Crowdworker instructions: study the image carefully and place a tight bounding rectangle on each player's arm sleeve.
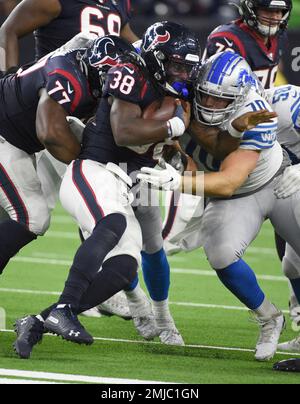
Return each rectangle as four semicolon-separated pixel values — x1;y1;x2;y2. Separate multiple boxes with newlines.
45;70;84;115
240;120;278;151
0;0;61;70
204;33;246;60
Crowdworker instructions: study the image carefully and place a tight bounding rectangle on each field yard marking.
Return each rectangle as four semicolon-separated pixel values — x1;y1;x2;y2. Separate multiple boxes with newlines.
45;231;277;256
1;329;300;358
0;368;170;384
9;255;287;282
0;377;63;384
0;287;290;314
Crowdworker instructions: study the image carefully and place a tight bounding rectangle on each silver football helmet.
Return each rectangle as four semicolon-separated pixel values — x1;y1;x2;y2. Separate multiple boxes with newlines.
194;51;263;126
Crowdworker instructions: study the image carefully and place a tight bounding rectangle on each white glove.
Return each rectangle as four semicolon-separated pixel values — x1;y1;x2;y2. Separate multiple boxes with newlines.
58;33;95;53
137;162;182;191
66;116;86;143
274;164;300;199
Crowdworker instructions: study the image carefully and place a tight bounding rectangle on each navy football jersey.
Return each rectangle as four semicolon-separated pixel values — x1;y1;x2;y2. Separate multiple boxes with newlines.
0;50;96;154
80;61;168;174
205;19;287;89
35;0;132;59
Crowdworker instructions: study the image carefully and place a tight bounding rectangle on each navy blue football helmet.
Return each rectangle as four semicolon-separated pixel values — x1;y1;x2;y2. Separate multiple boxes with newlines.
82;35;135;98
141;22;201;99
239;0;292;36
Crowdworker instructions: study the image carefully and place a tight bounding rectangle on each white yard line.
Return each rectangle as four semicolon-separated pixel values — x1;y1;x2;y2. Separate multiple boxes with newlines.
9;255;287;282
0;286;290;314
46;231;277;256
1;329;300;358
0;368;170;384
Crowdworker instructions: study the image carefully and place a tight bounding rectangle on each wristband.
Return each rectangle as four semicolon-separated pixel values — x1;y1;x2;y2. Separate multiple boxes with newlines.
167;117;186;139
228;121;244;139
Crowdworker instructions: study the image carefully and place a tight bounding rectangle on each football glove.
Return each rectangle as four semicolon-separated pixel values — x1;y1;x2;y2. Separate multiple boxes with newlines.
274;164;300;199
66;116;86;144
137;161;182;191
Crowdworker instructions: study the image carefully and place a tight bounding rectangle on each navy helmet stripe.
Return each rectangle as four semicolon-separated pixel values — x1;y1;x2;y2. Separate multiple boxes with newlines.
72;160;105;225
0;163;29;227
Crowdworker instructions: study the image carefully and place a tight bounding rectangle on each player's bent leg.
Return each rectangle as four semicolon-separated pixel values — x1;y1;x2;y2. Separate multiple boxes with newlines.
0;141;51;274
202;196;285;361
44;160;139;344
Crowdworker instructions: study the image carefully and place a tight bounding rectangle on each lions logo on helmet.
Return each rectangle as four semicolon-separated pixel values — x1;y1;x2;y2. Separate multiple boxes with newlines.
194;51;259;126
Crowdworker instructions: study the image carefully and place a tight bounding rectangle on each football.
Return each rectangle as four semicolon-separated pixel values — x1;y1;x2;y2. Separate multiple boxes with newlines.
142;96;178;120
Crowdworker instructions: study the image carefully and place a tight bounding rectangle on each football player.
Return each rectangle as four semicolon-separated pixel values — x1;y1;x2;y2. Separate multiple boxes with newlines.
13;22;200;358
0;0;138;74
138;51;300;361
0;36;136;277
163;0;293;256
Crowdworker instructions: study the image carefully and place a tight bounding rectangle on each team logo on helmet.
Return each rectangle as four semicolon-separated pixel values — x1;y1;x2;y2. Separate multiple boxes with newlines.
143;24;171;52
89;37;119;69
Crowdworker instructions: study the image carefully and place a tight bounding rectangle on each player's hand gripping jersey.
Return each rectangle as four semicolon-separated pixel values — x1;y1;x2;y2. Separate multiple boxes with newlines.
205;19;287;89
0;49;96;155
35;0;132;59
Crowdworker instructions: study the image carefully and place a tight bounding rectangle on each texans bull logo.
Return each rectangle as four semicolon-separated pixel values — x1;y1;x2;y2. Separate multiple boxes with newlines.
143;26;171;52
89;37;119;69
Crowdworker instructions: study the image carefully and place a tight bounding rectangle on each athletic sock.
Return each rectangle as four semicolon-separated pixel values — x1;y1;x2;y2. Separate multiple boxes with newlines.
141;248;170;301
125;282;151;317
217;259;265;310
152;299;175;330
58;213;126;309
0;220;37;274
254;297;280;319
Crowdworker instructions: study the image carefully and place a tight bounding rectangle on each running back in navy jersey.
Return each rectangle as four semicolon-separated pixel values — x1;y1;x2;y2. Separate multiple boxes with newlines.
205;19;287;89
0;50;96;154
35;0;132;59
80;61;167;174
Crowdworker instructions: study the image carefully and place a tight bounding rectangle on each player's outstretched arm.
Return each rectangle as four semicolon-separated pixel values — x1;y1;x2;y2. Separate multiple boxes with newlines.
110;98;190;147
120;23;139;44
0;0;61;72
188;110;278;160
36;89;81;164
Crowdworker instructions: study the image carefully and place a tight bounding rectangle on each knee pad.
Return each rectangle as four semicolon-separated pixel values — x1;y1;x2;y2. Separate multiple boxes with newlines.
205;242;241;271
143;233;164;255
28;208;51;236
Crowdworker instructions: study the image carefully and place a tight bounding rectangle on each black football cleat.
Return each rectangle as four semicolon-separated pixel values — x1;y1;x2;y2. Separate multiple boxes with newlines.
273;359;300;372
44;305;94;345
13;315;45;359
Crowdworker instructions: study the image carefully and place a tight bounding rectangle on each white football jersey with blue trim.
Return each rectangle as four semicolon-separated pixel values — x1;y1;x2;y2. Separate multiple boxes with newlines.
187;89;283;195
266;85;300;164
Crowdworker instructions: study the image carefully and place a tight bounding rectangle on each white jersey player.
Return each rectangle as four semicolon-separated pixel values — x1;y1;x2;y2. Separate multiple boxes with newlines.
138;52;300;361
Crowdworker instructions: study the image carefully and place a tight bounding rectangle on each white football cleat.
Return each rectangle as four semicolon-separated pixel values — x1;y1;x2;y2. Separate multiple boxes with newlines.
159;327;185;346
81;307;102;318
253;312;285;361
132;315;159;341
126;288;159;340
278;337;300;352
289;304;300;332
97;291;132;320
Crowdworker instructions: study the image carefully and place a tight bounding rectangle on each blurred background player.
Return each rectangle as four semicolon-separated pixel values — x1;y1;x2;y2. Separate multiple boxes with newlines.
0;0;138;74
